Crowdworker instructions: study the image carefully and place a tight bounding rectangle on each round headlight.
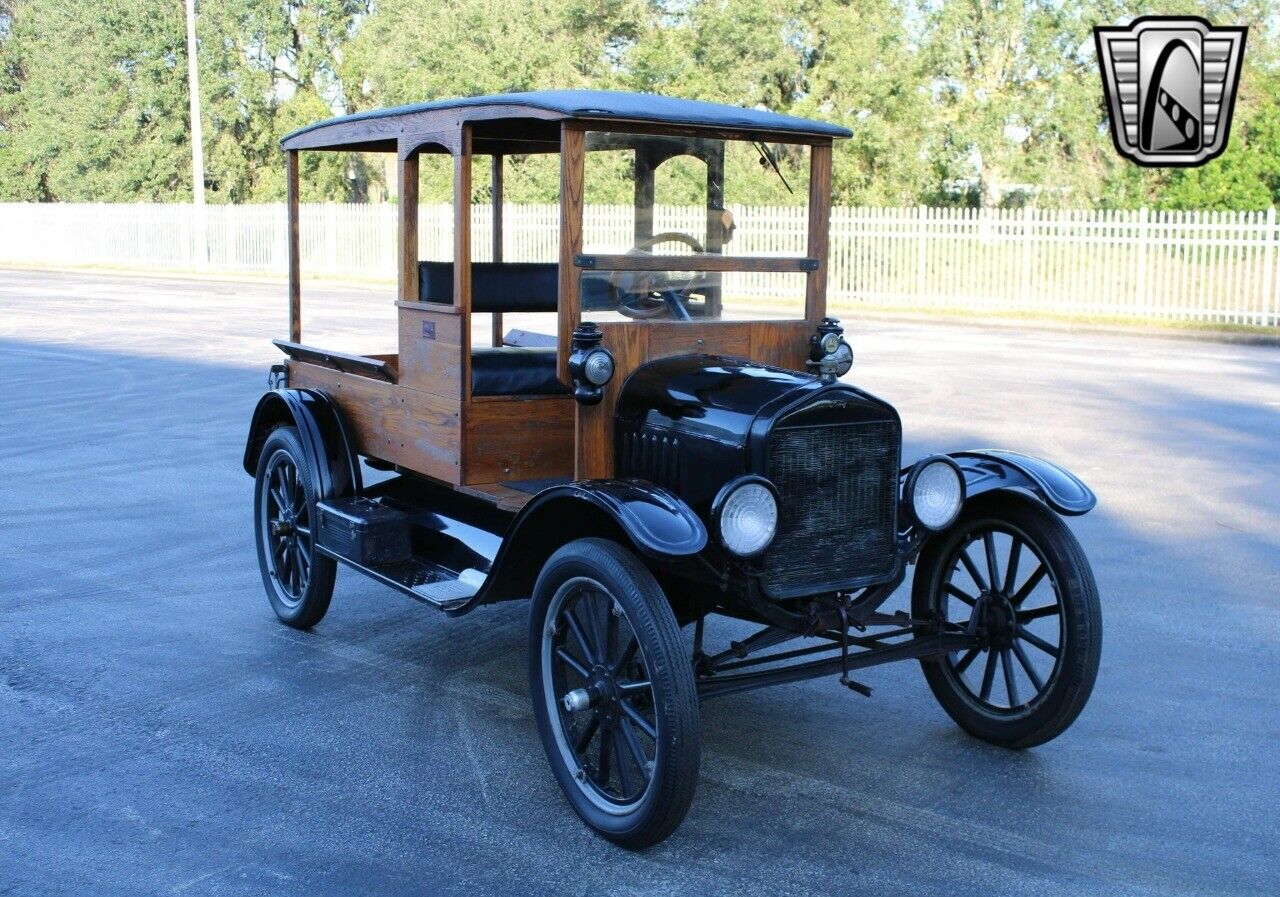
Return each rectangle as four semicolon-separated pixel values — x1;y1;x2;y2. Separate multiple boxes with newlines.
908;457;965;531
831;340;854;376
819;331;841;356
715;478;778;557
582;348;614;386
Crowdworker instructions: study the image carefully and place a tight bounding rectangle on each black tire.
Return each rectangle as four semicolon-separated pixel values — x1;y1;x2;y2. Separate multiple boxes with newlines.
528;538;700;849
253;426;336;629
912;492;1101;749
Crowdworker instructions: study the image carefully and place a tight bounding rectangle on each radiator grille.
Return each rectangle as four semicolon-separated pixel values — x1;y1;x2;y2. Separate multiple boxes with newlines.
762;420;899;596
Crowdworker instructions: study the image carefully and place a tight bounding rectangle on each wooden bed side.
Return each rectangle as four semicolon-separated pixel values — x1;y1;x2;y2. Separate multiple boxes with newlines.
462;395;575;484
397;302;463;398
288;362;462;484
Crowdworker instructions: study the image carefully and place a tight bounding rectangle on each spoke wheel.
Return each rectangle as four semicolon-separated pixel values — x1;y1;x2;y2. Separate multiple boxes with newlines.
253;427;336;628
913;493;1101;749
939;523;1063;713
263;452;312;604
546;578;658;810
529;538;700;849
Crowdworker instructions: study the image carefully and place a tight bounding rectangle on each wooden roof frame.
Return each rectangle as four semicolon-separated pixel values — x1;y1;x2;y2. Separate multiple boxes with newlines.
284;97;840;375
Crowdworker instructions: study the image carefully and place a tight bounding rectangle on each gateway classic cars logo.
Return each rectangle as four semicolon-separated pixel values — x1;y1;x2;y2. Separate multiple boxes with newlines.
1095;16;1247;167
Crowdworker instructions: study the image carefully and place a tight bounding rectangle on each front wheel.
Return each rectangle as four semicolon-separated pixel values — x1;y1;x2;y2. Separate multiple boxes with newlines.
529;538;700;849
912;493;1101;749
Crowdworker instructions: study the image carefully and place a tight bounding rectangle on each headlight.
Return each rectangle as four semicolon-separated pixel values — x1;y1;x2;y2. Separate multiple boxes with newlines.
906;456;965;531
819;331;841;356
582;348;614;386
714;477;778;557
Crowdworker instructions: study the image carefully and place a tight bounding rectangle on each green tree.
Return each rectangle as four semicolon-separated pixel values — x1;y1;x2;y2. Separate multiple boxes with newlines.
2;0;1279;209
918;0;1120;207
0;0;191;201
195;0;375;203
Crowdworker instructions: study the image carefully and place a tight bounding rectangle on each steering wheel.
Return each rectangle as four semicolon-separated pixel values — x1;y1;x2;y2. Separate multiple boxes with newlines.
609;232;714;320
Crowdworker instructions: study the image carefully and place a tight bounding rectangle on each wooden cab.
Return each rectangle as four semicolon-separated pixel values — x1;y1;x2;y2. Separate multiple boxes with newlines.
274;91;847;506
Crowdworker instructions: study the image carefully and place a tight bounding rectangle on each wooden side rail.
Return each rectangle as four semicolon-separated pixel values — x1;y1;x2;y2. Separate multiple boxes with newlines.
273;340;397;383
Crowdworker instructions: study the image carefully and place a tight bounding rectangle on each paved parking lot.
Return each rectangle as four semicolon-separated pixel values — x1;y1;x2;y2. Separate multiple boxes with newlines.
1;268;1278;896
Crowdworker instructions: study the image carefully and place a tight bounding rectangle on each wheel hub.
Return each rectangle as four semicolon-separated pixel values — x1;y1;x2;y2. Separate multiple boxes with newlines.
981;592;1018;648
589;665;621;719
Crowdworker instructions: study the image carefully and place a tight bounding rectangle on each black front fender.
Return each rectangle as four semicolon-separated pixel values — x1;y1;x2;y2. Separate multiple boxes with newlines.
949;449;1096;516
243;389;361;501
465;479;707;608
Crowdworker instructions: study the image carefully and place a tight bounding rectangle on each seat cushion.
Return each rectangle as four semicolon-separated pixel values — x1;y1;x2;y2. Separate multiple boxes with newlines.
471;347;569;397
421;261;559;312
418;260;618;313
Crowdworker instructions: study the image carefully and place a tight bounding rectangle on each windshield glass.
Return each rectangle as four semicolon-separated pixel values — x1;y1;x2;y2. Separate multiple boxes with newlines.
582;132;810;256
579;131;811;322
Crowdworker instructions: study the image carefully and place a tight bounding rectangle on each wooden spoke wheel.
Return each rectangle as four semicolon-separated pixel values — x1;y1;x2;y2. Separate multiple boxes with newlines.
912;493;1101;749
529;539;699;849
253;427;335;628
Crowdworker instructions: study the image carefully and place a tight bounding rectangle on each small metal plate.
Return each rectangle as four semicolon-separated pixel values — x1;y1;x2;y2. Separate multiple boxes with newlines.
422;320;436;340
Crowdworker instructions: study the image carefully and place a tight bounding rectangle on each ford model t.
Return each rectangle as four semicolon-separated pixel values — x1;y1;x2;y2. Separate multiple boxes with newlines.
243;91;1101;847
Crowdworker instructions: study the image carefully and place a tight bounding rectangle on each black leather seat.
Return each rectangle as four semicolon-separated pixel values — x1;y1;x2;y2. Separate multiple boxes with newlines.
471;347;569;397
419;260;616;311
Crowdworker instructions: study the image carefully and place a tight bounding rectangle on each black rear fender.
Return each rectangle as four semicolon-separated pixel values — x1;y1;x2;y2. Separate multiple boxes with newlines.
243;389;361;501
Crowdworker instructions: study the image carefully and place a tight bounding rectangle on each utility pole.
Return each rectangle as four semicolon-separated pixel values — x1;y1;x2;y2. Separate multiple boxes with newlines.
184;0;205;206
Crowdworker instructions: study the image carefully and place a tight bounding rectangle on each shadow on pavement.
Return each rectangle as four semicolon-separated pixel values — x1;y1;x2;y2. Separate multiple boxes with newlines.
1;334;1277;897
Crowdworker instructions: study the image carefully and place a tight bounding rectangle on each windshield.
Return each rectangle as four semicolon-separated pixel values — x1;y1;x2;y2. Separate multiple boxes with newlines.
577;131;812;322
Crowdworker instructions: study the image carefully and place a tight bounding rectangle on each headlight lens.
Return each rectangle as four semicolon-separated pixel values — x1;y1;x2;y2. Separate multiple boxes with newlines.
582;348;614;386
909;458;964;531
717;480;778;556
819;331;841;356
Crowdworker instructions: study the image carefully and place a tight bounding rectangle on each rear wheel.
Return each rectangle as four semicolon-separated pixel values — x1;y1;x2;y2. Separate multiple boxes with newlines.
529;538;700;849
912;493;1101;748
253;426;336;628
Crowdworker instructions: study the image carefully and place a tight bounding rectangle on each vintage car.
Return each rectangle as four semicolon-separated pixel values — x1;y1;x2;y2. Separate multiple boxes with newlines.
243;91;1101;848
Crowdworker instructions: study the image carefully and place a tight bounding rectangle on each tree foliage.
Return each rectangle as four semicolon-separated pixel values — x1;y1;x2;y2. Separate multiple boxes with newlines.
0;0;1277;208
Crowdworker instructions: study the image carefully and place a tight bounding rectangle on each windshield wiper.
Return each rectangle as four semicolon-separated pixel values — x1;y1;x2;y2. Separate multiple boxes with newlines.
754;142;794;194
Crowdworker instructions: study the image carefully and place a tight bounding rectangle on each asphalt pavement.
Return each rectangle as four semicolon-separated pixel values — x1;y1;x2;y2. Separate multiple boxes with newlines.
1;268;1277;896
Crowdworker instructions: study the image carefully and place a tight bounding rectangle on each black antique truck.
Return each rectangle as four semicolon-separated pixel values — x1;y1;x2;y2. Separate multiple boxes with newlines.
243;91;1101;848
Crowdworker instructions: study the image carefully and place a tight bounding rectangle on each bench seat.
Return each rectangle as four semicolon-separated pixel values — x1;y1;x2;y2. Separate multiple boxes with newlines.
471;347;569;397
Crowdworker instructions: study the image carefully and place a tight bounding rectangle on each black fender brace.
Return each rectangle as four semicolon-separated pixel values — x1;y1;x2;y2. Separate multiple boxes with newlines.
456;479;708;613
948;449;1096;516
242;389;362;502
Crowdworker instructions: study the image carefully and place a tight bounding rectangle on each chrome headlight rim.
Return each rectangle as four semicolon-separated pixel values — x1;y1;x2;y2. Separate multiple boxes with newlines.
904;455;966;532
711;475;779;558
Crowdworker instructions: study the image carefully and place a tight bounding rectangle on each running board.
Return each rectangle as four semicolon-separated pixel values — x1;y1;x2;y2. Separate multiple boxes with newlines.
316;547;484;611
315;497;486;611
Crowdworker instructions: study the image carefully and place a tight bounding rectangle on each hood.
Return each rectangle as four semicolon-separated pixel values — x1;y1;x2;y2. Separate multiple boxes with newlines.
616;354;822;447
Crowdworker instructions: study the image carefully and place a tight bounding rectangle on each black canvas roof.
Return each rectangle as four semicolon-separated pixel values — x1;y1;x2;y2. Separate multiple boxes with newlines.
281;89;852;150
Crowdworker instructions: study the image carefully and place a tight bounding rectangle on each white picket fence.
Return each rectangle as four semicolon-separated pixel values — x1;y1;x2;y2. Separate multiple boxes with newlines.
0;202;1275;326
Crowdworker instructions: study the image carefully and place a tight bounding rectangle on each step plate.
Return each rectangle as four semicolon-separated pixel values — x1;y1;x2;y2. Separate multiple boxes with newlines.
375;558;478;609
318;549;480;611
